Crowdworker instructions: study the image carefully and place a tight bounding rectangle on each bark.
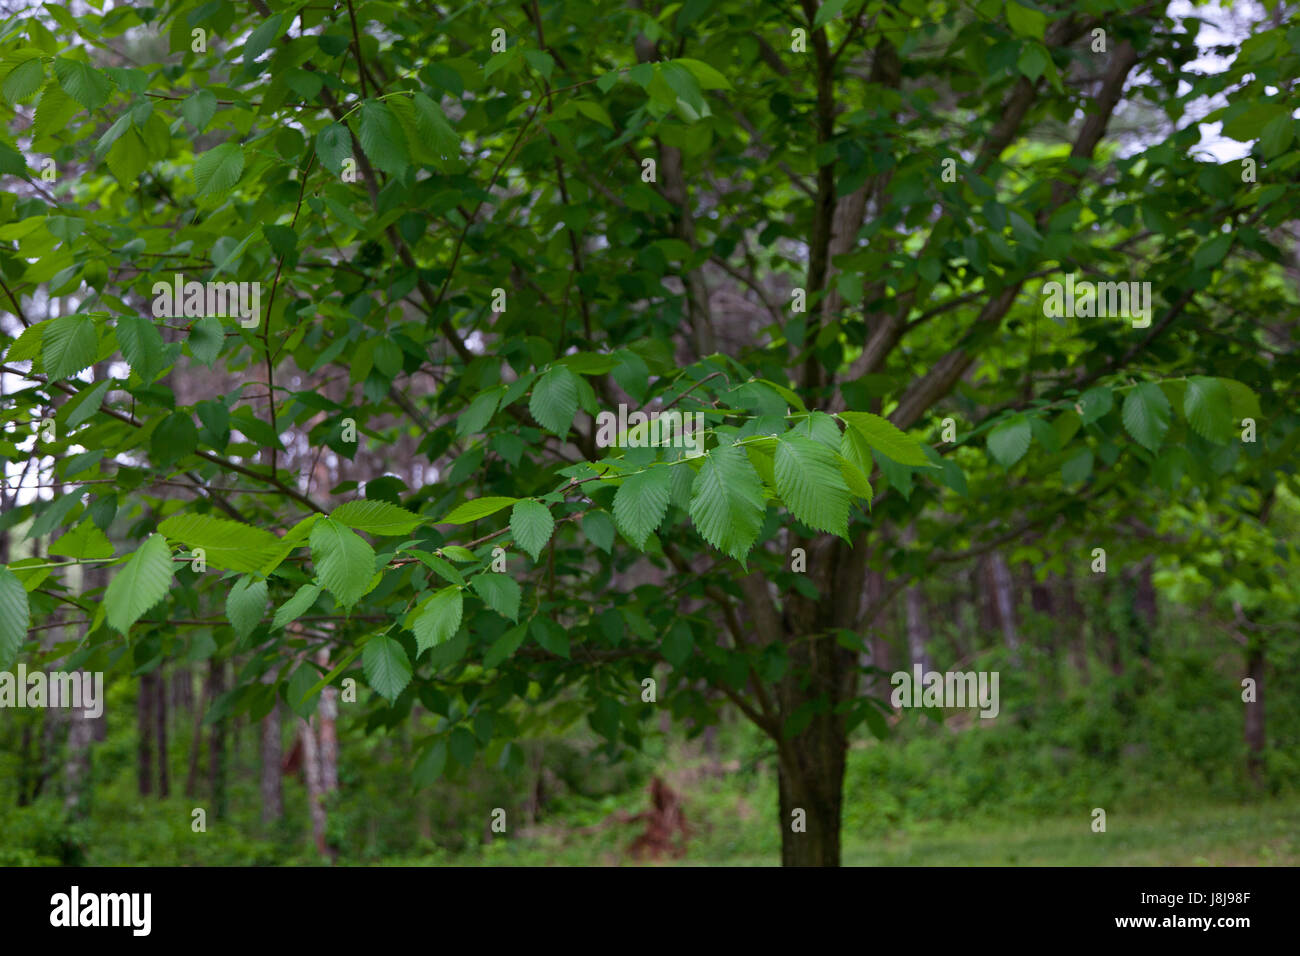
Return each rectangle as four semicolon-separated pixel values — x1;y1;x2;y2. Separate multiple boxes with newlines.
137;673;155;797
988;552;1019;656
1244;644;1266;784
63;687;94;817
207;660;228;818
260;691;284;825
184;676;207;798
155;667;170;797
904;585;934;673
316;648;339;794
300;717;330;857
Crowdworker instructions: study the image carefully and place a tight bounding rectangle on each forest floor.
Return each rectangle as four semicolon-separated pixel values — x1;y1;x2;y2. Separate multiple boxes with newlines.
432;797;1300;866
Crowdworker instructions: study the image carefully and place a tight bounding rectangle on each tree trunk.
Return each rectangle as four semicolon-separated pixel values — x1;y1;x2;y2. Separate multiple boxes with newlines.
184;675;207;798
137;673;155;797
64;685;94;817
988;552;1019;656
207;660;228;818
300;717;330;856
260;690;283;825
155;667;170;797
904;585;934;672
316;648;338;794
1244;644;1266;784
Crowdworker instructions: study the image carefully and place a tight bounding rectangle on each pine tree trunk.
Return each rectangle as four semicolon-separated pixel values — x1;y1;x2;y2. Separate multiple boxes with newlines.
300;717;330;856
207;660;228;818
904;585;934;672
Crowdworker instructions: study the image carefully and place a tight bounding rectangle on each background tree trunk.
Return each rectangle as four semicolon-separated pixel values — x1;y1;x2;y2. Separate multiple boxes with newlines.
137;674;155;797
260;679;283;825
1244;644;1266;784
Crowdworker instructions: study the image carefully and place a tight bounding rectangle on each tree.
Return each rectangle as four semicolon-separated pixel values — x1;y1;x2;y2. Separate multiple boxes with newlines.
1;0;1297;865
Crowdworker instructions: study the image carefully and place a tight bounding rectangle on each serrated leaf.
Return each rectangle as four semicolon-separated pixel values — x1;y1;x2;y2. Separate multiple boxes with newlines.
357;99;409;175
1122;382;1171;452
582;510;616;553
158;513;283;573
49;520;113;559
273;583;322;629
52;58;113;110
411;92;459;159
42;314;97;380
1061;446;1093;485
0;566;30;668
510;500;554;562
529;365;579;436
115;314;164;383
181;89;216;131
1183;376;1233;443
363;635;411;701
457;387;502;438
986;414;1032;468
2;56;44;104
689;443;765;564
192;141;244;198
441;496;517;524
470;573;520;622
309;517;376;608
1077;386;1113;425
105;534;174;633
330;499;422;536
775;435;850;536
315;122;351;175
840;411;932;467
612;466;671;549
1006;1;1046;40
226;576;268;639
412;586;463;655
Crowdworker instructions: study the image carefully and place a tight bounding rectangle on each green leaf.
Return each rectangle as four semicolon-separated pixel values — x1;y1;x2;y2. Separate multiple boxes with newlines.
412;586;463;655
0;566;30;668
106;128;147;182
510;500;554;562
1183;376;1233;443
309;518;376;608
158;513;283;573
1006;1;1047;40
226;576;268;639
441;496;517;524
456;387;502;438
1122;382;1172;452
411;92;460;159
357;99;409;175
53;58;113;110
2;57;45;104
1077;386;1113;425
330;499;422;536
775;435;850;536
529;365;579;436
613;466;671;549
363;635;411;701
470;573;521;622
42;314;97;380
105;534;174;633
192;142;244;198
1061;446;1093;485
187;316;224;366
243;13;283;70
49;521;113;559
115;314;165;383
675;58;732;90
582;510;616;553
689;443;765;564
839;411;932;467
273;583;322;629
181;89;217;132
986;414;1032;468
315;122;351;175
1193;233;1232;272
